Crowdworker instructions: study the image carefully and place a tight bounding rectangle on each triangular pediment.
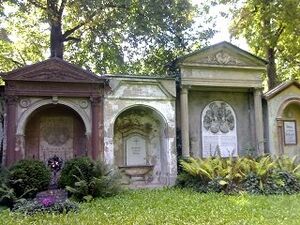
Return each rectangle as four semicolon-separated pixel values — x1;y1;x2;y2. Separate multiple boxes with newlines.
178;42;267;68
3;58;104;83
108;77;175;99
264;81;300;100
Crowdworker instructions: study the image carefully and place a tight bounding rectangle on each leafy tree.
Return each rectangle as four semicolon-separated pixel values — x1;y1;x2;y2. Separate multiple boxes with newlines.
0;0;215;75
214;0;300;90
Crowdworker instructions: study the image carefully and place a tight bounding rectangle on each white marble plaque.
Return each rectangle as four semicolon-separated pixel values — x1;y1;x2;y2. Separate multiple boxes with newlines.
126;135;147;166
39;117;73;162
202;101;237;157
284;121;297;145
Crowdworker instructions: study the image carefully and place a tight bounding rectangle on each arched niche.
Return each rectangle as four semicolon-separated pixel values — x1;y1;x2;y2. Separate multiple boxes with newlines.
276;99;300;158
24;104;87;162
113;105;166;183
201;101;237;157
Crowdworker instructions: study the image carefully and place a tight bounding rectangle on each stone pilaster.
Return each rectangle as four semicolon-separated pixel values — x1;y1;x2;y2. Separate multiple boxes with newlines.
276;118;284;155
254;88;264;155
5;96;18;165
180;87;190;158
91;96;103;160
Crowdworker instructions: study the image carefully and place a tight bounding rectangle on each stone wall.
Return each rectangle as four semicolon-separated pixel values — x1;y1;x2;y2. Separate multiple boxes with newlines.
104;76;177;186
188;89;255;157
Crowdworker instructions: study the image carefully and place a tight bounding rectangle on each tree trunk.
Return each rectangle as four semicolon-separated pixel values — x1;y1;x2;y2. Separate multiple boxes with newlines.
266;47;278;90
50;22;64;59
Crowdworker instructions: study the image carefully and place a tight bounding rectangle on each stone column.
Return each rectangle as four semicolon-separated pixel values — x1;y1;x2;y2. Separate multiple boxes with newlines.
91;96;103;160
5;96;18;166
180;87;190;158
276;118;284;155
254;88;264;155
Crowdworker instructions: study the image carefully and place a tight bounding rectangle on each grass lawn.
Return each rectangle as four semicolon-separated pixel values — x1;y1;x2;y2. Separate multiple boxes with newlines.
1;188;300;225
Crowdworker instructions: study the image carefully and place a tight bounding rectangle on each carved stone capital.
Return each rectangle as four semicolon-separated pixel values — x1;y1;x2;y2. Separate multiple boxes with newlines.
6;96;18;105
90;96;102;106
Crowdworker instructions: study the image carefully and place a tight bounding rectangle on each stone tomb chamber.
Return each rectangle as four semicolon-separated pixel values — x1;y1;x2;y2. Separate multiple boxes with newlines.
104;76;177;186
2;58;107;166
176;41;267;158
264;81;300;160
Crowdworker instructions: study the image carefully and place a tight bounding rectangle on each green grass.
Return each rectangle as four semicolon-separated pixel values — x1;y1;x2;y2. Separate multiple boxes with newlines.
1;188;300;225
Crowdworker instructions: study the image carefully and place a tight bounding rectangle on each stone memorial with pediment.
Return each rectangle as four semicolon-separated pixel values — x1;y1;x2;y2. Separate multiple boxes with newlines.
177;41;266;158
2;58;107;166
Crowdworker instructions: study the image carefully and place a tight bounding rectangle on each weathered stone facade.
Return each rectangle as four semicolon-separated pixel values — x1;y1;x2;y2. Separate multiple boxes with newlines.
1;58;106;165
177;42;266;157
103;76;177;186
5;41;300;187
264;81;300;160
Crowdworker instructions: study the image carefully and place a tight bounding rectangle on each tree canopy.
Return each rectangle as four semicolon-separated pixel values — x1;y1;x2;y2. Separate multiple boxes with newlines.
0;0;215;75
215;0;300;90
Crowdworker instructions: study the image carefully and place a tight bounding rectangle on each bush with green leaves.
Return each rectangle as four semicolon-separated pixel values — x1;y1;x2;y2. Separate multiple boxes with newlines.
8;160;51;199
60;157;121;201
58;157;94;188
12;199;78;215
177;155;300;195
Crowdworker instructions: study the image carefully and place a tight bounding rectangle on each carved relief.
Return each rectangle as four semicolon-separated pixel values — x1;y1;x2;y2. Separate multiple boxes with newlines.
40;117;73;161
42;126;70;147
203;102;235;134
19;98;31;108
198;50;246;66
202;101;238;158
79;99;89;109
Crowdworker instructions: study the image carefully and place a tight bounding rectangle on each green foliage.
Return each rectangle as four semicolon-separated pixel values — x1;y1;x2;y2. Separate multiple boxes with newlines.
0;182;36;209
8;159;51;198
58;157;94;188
1;0;215;75
60;157;121;201
216;0;300;88
178;155;300;195
12;199;78;215
1;189;300;224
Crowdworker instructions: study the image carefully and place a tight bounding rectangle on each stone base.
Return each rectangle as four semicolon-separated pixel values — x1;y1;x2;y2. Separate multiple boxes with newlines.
35;189;68;203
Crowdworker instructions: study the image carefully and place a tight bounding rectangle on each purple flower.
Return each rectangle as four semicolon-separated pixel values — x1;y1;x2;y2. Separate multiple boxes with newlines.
40;196;55;207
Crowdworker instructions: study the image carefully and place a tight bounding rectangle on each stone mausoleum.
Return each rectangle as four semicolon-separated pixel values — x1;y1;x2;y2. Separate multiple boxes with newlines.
1;41;300;187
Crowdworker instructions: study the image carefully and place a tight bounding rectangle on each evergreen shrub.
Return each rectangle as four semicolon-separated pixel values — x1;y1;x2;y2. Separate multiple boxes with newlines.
58;157;94;188
59;157;121;201
8;159;51;198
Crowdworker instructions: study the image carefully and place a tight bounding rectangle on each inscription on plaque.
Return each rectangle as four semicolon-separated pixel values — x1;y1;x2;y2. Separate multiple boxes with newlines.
126;135;147;166
202;101;237;157
284;120;297;145
40;117;73;162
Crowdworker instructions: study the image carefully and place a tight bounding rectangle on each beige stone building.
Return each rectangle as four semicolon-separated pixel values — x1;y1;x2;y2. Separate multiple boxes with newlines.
176;42;267;158
264;81;300;160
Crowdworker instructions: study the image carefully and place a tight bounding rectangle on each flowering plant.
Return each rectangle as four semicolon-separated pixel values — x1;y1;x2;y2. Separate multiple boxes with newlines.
47;155;63;173
40;196;55;207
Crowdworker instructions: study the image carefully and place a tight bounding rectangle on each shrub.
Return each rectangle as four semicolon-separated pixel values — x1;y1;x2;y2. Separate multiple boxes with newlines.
65;159;122;201
176;171;207;192
8;160;51;198
12;199;78;215
177;155;300;195
58;157;94;188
